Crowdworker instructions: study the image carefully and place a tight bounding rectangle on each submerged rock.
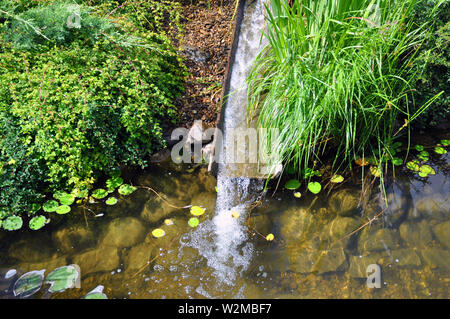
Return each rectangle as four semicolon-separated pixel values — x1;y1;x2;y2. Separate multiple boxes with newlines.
124;242;155;272
197;167;217;192
390;249;422;268
190;192;217;214
328;188;361;216
348;254;383;278
420;248;450;271
72;246;119;276
8;238;53;263
279;207;317;243
433;221;450;249
101;217;146;248
18;256;68;273
358;227;401;253
311;248;348;275
141;196;178;224
382;189;412;228
399;221;433;248
323;216;361;242
52;225;95;254
412;194;449;220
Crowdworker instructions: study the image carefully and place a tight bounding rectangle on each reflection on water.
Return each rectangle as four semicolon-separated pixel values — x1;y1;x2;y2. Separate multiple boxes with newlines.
0;136;449;299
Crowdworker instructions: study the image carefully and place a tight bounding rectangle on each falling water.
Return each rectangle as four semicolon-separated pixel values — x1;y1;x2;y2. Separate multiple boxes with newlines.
180;0;268;296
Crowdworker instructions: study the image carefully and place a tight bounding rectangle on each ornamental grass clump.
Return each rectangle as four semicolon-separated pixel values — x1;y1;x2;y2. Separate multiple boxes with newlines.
247;0;442;182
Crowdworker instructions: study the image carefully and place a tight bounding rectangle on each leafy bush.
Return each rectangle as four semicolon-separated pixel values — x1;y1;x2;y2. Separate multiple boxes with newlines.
0;0;186;226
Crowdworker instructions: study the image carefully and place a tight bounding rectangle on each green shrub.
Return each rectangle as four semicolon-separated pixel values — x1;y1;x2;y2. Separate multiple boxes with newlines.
0;0;186;224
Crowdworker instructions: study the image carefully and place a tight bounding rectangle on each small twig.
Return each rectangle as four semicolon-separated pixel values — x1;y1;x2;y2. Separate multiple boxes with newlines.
137;185;192;209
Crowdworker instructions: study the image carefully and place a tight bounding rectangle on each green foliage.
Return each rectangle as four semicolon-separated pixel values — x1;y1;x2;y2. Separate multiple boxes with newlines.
247;0;433;182
0;0;186;227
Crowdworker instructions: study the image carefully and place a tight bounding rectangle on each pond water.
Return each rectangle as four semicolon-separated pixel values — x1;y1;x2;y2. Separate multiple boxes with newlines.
0;133;449;299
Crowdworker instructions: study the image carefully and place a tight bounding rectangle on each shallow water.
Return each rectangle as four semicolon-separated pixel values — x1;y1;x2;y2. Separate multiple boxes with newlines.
0;133;449;299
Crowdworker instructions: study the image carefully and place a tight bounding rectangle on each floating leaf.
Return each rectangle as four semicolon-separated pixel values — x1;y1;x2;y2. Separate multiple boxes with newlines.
330;174;344;183
417;151;429;161
441;139;450;147
406;161;420;172
231;211;240;219
92;189;108;199
420;165;435;175
118;184;137;196
30;203;41;214
418;171;428;178
355;157;369;166
55;205;71;215
307;182;321;194
29;215;46;230
284;179;300;190
152;228;165;238
266;233;274;241
293;192;302;198
83;285;107;299
45;265;79;293
370;166;381;177
188;217;199;228
415;145;424;152
106;176;123;192
392;157;403;166
43;200;59;212
54;192;75;205
13;270;45;298
3;216;23;231
105;197;118;206
190;206;205;216
72;188;89;199
215;186;219;192
434;147;447;155
164;219;174;226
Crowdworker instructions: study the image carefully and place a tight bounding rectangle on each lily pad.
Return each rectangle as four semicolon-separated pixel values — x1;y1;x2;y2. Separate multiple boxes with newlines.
330;174;344;183
92;189;108;199
266;233;274;241
164;219;174;226
293;191;302;198
434;147;447;155
406;161;420;172
29;215;47;230
54;192;75;205
188;217;199;228
106;176;123;192
43;200;59;213
13;270;45;298
118;184;137;196
3;216;23;231
420;165;435;175
370;166;381;177
72;188;89;199
45;265;79;293
152;228;165;238
284;179;301;190
415;145;424;152
30;203;41;214
55;205;71;215
441;139;450;147
392;157;403;166
105;197;118;206
307;182;321;194
190;206;205;216
83;285;107;299
417;151;429;161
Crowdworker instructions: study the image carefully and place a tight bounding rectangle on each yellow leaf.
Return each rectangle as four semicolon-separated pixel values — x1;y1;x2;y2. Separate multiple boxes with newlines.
190;205;205;216
231;211;240;219
164;219;174;226
152;228;165;238
266;233;274;241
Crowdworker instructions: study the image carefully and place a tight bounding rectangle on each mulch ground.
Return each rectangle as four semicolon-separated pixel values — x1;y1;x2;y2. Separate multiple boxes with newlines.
172;0;237;129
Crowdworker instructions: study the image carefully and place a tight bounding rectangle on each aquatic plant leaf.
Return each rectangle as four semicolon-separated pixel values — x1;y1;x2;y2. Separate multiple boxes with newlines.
43;200;59;212
92;189;108;199
391;157;403;166
415;145;424;152
293;191;302;198
370;166;381;177
355;157;369;166
45;265;79;293
392;142;402;149
105;197;118;206
231;211;240;219
418;171;428;178
118;184;137;196
434;147;447;155
30;203;41;214
164;219;174;225
106;176;123;191
406;161;420;172
190;206;205;216
417;151;429;161
284;179;300;190
83;285;107;299
55;205;71;215
29;215;46;230
188;217;199;228
3;215;23;230
330;174;344;183
441;139;450;146
72;188;89;199
152;228;165;238
13;270;45;298
54;192;75;205
307;182;321;194
420;165;435;175
266;233;274;241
